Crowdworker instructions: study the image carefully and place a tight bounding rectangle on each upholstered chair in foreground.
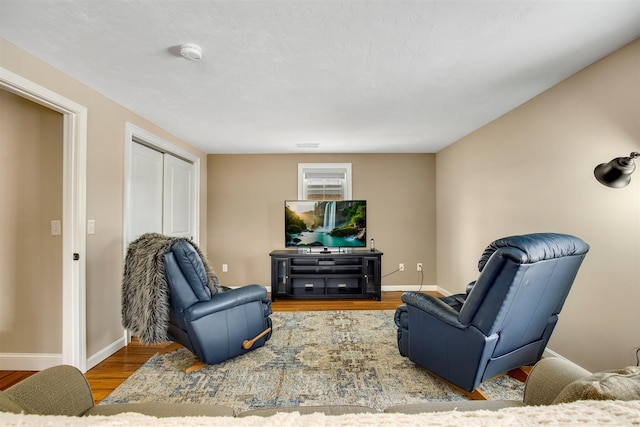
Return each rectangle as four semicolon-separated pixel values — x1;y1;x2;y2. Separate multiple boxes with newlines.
395;233;589;399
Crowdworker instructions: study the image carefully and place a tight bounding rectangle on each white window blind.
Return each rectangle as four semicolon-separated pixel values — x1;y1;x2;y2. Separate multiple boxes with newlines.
298;163;352;200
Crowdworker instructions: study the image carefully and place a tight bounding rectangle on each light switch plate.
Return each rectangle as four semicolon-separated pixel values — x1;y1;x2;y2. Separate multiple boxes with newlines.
51;220;62;236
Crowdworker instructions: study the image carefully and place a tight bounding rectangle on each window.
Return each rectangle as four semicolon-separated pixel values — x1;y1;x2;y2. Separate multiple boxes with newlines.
298;163;352;200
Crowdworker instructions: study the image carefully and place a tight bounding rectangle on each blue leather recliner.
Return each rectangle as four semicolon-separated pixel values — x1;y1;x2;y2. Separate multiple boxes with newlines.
163;240;273;366
394;233;589;394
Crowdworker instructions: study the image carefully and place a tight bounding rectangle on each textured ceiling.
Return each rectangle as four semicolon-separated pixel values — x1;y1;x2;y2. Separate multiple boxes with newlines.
1;1;639;154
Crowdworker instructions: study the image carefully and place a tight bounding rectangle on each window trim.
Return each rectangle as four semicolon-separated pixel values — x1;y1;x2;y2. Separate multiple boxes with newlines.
298;163;352;200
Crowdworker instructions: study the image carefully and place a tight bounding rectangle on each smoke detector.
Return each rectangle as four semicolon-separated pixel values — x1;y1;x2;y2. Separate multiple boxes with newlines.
180;43;203;61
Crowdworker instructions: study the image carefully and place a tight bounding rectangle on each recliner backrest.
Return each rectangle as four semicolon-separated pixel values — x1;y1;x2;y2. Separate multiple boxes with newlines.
163;240;214;317
169;240;213;301
459;233;589;356
163;240;214;335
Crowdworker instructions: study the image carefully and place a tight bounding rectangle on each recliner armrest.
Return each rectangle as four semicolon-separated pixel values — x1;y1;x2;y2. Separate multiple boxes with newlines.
185;284;268;321
401;292;467;329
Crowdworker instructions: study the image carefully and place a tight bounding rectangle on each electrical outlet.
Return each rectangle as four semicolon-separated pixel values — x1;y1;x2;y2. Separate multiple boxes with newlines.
399;263;404;271
417;263;423;271
222;264;228;273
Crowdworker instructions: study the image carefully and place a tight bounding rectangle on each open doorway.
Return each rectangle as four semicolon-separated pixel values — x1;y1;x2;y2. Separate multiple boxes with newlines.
0;68;87;372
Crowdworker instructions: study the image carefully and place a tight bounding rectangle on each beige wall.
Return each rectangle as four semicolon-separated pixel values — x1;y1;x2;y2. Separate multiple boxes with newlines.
0;38;208;362
207;154;436;289
436;39;640;371
0;90;63;353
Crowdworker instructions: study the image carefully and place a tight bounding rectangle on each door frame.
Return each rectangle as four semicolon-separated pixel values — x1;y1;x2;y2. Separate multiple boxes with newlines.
0;67;88;372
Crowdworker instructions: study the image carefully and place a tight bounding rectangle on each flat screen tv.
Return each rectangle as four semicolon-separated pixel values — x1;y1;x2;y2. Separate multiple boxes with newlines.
285;200;367;249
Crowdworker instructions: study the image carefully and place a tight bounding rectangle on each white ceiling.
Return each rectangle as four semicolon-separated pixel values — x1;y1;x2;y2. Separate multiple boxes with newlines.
1;1;639;154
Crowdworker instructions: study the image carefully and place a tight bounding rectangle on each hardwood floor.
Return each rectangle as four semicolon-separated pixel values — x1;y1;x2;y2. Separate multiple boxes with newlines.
0;291;433;403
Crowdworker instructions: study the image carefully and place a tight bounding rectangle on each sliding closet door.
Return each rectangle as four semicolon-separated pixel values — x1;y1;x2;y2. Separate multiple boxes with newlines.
128;142;194;242
163;154;194;239
129;143;163;240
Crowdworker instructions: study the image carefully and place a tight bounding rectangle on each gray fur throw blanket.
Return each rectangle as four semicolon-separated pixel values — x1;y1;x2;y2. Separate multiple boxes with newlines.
121;233;219;344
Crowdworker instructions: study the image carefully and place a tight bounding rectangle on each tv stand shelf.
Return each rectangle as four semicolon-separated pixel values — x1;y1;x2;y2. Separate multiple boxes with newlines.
269;249;383;301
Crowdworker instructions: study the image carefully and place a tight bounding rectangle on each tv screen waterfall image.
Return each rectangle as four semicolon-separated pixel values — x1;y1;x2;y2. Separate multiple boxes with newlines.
285;200;367;248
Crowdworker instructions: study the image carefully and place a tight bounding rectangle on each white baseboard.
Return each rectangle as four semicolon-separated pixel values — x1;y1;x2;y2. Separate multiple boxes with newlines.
381;284;449;295
0;337;127;372
86;336;127;371
542;347;568;360
0;353;63;370
436;286;453;296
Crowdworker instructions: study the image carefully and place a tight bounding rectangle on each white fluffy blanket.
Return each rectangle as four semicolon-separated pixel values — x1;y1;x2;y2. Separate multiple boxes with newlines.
2;400;639;426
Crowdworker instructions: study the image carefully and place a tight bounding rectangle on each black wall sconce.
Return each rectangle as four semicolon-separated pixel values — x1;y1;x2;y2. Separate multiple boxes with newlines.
594;152;639;188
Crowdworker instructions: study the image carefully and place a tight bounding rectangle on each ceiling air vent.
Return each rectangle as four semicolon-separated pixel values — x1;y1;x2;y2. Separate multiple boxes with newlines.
296;143;320;149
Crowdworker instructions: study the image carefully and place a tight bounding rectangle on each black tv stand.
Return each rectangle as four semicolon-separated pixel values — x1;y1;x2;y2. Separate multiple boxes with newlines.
269;249;383;301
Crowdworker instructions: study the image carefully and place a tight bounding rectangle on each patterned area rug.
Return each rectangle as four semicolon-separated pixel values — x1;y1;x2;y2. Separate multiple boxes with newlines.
101;310;524;412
